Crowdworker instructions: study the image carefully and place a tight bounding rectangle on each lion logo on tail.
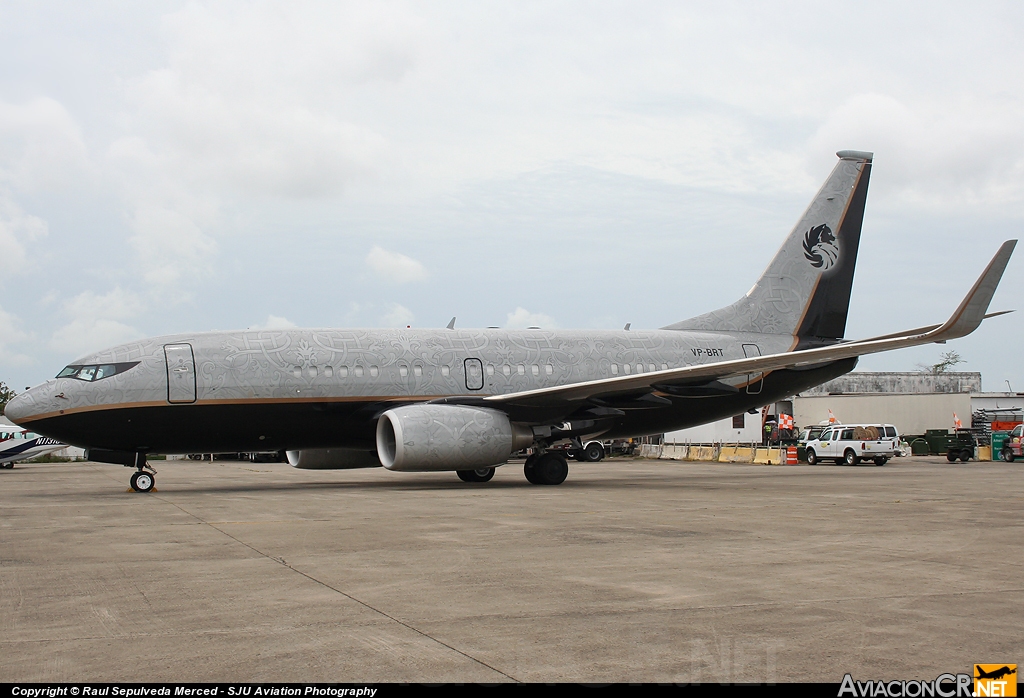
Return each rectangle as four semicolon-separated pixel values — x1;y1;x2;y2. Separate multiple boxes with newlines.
803;223;839;270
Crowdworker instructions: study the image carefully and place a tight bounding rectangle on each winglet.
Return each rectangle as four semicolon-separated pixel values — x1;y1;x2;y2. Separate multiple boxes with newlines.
446;317;456;330
928;240;1017;341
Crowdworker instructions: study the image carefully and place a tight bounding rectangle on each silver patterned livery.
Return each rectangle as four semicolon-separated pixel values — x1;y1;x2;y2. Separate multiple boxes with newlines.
4;151;1017;491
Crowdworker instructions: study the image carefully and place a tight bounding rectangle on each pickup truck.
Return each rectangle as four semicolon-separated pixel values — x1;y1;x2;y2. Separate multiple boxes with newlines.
803;424;899;466
1000;424;1024;462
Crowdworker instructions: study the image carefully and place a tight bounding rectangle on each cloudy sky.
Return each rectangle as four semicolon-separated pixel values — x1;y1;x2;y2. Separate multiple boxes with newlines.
1;1;1022;394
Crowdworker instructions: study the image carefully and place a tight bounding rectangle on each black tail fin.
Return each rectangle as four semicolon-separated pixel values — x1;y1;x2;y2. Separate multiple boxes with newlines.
664;150;873;342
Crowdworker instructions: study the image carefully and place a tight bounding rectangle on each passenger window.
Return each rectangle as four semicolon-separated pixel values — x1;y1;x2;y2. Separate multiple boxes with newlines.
307;366;318;378
292;366;302;378
486;365;494;376
441;366;450;377
841;429;854;440
623;364;630;375
649;364;656;373
324;366;334;378
354;366;364;378
610;364;618;375
502;365;511;377
544;365;553;376
399;365;408;377
661;364;668;371
636;364;644;373
517;365;525;376
338;367;348;378
414;365;423;377
370;366;379;377
531;365;539;376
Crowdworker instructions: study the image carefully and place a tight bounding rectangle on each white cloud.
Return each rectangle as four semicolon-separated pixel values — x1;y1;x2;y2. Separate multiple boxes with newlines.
128;204;218;287
49;288;144;358
808;92;1024;208
0;97;91;193
366;246;428;283
249;315;297;330
0;198;47;275
381;303;414;327
505;307;557;329
0;302;32;365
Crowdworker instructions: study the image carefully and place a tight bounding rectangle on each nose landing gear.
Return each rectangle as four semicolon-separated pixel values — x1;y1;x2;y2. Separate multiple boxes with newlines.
130;469;156;492
127;452;156;492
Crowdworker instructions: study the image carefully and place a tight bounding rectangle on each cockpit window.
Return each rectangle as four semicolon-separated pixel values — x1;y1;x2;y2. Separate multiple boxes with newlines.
56;362;140;382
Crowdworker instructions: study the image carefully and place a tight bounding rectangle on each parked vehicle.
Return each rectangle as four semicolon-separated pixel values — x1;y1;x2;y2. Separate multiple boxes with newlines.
803;424;899;466
1000;424;1023;462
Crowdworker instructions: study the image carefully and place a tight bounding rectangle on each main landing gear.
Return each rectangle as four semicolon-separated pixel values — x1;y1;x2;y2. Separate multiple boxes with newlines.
127;453;156;492
523;451;569;485
456;468;495;483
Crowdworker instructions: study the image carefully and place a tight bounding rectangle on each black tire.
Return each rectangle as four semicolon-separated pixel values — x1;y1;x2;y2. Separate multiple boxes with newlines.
844;449;859;466
130;470;155;492
873;457;887;466
583;442;604;462
524;453;541;484
806;449;818;465
946;451;957;462
1003;448;1015;463
457;468;494;483
530;453;568;485
3;462;14;469
572;450;587;462
959;449;972;462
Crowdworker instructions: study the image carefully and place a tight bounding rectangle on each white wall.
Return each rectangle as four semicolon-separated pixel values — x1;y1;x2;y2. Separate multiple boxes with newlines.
665;413;763;444
792;393;972;435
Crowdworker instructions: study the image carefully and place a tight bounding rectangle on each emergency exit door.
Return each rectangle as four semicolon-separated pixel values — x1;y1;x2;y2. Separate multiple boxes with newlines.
165;343;197;403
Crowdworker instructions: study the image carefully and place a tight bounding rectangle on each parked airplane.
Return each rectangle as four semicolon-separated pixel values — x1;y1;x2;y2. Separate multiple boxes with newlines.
0;420;66;467
3;150;1016;491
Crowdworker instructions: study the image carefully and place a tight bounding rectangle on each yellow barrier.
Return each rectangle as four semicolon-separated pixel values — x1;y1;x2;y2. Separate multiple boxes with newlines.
753;448;783;465
978;445;992;462
718;446;755;463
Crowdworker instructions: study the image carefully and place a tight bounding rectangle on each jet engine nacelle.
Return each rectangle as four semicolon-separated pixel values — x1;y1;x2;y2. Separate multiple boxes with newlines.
286;448;381;470
376;404;534;471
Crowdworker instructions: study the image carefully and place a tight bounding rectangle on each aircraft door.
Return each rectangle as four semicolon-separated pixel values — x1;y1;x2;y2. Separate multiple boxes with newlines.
464;358;484;391
742;344;763;394
164;343;197;403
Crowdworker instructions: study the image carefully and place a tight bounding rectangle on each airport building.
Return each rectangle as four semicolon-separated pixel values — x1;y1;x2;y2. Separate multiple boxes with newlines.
664;371;1024;444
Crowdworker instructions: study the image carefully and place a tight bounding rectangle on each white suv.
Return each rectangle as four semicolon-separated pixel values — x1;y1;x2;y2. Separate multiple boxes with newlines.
804;424;899;466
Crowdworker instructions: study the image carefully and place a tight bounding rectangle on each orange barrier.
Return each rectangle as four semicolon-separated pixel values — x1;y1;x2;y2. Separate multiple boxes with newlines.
786;446;798;465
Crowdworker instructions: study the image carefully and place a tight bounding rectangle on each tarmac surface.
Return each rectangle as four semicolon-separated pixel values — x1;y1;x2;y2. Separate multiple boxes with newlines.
1;455;1021;683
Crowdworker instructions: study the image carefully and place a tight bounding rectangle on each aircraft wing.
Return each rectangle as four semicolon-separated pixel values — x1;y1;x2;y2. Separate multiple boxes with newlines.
485;240;1016;408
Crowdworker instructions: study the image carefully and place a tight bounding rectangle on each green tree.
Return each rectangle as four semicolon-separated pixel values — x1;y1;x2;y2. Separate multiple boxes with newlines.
0;381;16;415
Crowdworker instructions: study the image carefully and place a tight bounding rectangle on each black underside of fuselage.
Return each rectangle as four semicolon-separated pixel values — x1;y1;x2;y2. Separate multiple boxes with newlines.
29;359;856;454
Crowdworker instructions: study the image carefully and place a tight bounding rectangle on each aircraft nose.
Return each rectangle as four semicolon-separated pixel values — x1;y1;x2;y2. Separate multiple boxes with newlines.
4;386;49;425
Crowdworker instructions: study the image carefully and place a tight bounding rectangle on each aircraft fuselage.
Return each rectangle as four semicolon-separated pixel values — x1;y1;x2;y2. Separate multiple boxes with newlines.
11;327;852;454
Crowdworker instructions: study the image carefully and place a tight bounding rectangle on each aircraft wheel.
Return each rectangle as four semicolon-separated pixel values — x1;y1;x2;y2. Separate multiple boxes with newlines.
130;470;155;492
960;449;972;462
457;468;494;483
806;449;818;465
531;453;568;485
1002;448;1015;463
583;442;605;462
844;449;859;466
